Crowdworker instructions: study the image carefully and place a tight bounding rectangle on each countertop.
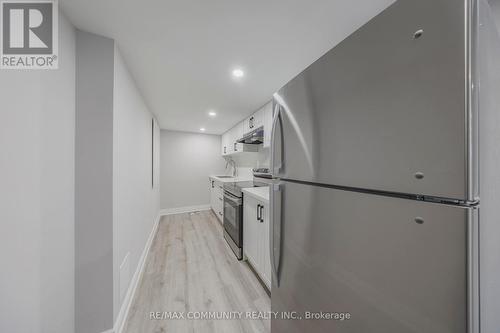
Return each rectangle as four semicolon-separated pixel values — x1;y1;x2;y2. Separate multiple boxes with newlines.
209;175;252;183
242;186;269;203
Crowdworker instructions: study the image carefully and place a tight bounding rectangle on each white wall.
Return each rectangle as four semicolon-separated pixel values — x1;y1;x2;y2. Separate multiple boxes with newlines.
75;32;160;333
229;146;270;178
0;12;76;333
160;130;225;210
481;2;500;332
490;0;500;20
75;30;115;333
113;47;161;322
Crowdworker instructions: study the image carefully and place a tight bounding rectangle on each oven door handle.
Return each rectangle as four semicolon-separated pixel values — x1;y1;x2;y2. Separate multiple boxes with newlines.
223;193;242;205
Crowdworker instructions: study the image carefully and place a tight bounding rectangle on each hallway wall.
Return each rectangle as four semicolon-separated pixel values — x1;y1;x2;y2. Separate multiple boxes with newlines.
160;130;225;210
75;30;115;333
0;11;76;333
75;30;161;333
112;47;161;323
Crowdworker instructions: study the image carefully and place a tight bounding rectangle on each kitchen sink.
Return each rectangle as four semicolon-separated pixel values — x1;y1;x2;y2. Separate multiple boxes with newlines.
215;175;234;178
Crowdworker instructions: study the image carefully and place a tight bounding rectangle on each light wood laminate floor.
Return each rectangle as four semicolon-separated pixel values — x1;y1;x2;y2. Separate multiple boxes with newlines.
123;210;271;333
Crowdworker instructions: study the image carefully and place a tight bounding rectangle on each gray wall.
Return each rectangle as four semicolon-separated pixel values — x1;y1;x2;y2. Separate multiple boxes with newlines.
490;0;500;24
481;2;500;332
75;31;115;333
160;130;225;210
112;47;161;321
0;12;76;333
75;31;161;333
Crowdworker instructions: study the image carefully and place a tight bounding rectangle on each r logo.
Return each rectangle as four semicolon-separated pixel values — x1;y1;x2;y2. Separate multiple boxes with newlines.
2;1;53;54
1;0;57;69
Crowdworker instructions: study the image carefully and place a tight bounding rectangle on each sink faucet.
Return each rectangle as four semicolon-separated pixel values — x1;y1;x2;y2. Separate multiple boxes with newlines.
226;158;237;177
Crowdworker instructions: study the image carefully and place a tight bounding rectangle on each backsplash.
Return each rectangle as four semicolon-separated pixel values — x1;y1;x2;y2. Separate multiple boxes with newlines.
223;146;270;178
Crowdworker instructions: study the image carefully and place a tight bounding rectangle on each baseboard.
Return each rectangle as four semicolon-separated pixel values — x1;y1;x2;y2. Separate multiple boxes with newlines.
112;212;161;333
159;204;211;216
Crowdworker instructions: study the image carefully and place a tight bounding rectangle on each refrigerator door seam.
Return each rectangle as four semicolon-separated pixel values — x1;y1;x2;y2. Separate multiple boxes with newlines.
466;0;480;204
279;177;479;208
467;207;480;333
269;183;282;286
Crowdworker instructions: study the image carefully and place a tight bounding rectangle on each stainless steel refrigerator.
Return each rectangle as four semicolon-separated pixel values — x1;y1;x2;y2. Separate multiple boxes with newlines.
269;0;500;332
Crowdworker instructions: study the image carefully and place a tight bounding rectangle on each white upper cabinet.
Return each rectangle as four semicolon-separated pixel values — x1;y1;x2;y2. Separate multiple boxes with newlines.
261;102;273;148
253;107;265;130
233;122;244;142
221;131;230;155
229;122;244;153
244;107;263;135
243;116;252;135
222;130;231;155
223;122;244;155
220;100;273;156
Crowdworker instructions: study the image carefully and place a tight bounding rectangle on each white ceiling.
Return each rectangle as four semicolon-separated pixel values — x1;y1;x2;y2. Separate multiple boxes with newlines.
61;0;395;134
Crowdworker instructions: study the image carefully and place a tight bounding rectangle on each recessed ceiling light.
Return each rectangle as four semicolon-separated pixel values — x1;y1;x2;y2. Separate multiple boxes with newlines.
200;128;206;132
232;68;245;78
208;111;217;117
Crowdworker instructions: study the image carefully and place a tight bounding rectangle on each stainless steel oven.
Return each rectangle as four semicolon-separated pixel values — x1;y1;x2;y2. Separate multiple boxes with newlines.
223;180;268;260
223;189;243;259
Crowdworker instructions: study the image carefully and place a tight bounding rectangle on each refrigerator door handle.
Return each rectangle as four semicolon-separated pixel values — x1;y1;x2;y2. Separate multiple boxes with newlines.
270;103;283;177
270;183;282;286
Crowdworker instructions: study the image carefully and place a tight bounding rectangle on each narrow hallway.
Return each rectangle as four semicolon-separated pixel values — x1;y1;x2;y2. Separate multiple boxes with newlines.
123;211;270;333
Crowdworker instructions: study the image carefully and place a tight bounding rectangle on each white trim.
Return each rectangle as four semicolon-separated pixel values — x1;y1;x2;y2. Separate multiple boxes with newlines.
159;204;211;216
113;212;161;333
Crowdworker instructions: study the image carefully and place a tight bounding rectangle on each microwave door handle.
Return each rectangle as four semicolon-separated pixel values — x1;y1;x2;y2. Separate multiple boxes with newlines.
270;183;282;286
270;103;283;177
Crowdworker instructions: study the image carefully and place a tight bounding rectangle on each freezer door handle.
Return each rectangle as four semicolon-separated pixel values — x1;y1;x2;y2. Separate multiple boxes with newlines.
270;183;282;286
270;102;284;177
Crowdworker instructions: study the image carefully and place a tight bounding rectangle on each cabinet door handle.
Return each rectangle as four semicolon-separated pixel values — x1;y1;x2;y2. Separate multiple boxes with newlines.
212;180;214;188
218;211;222;216
234;142;237;151
257;204;261;221
224;146;226;154
259;205;264;223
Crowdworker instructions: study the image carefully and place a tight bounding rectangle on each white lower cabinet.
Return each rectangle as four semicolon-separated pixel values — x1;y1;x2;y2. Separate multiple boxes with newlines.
243;195;271;290
244;196;259;265
209;178;224;223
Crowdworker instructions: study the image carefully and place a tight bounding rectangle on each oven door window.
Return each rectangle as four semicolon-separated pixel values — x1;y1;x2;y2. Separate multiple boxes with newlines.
224;197;242;246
